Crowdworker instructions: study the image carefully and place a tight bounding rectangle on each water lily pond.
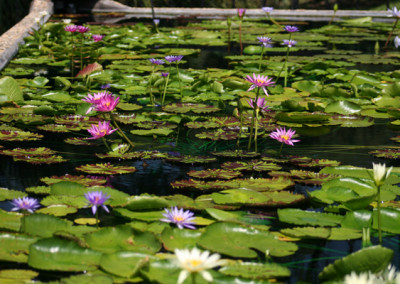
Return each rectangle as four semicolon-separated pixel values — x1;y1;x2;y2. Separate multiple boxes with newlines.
1;11;400;283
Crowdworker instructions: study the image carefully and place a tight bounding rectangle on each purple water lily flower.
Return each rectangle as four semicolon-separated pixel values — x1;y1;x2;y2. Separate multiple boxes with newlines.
84;191;110;215
101;83;111;89
165;55;184;63
161;72;169;77
284;25;299;33
388;7;400;18
150;58;165;65
395;36;400;48
245;73;275;96
153;19;160;25
257;36;273;48
262;7;274;14
160;207;196;229
11;197;40;213
283;39;297;47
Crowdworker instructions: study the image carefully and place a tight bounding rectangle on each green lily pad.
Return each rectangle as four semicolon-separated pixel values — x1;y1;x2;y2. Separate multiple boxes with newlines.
0;187;26;201
28;237;102;271
124;195;170;211
0;209;22;231
198;222;298;258
319;246;394;281
84;225;161;254
219;261;291;280
0;233;38;262
278;208;343;227
0;76;24;102
0;269;38;283
21;213;73;237
100;251;152;278
160;226;201;251
75;163;137;175
325;100;361;115
36;205;78;216
281;227;331;239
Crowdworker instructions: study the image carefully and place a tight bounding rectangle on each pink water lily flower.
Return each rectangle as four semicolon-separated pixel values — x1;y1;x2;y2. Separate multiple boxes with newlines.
87;121;117;139
237;8;246;18
76;25;90;33
270;127;300;146
64;25;77;32
247;97;269;112
245;73;275;96
92;34;104;42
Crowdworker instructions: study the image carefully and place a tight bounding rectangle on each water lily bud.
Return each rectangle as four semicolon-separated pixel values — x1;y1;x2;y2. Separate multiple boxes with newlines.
333;4;338;12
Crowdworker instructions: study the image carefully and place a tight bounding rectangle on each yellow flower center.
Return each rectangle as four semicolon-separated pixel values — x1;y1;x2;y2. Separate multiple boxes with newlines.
188;259;202;267
281;135;289;140
173;216;184;222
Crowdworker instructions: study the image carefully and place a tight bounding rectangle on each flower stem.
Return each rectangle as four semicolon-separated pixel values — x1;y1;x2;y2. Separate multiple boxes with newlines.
239;19;243;56
279;142;284;154
268;15;281;27
377;185;382;245
161;73;170;106
80;34;84;70
258;46;265;72
111;115;135;149
254;110;259;152
247;87;260;150
191;273;196;284
283;34;292;88
176;62;183;101
101;136;111;151
149;65;155;106
70;33;75;77
95;209;99;228
384;18;399;49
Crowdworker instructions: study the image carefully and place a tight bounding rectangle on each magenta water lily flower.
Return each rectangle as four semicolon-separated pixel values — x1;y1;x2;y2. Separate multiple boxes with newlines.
92;34;104;42
262;7;274;14
283;39;297;47
165;55;184;63
284;25;299;33
150;58;165;65
245;73;275;96
237;8;246;18
160;206;196;229
84;191;110;215
11;197;40;213
76;25;90;33
270;127;300;146
389;7;400;18
83;91;120;113
64;25;77;32
87;121;117;139
257;36;273;47
247;97;269;112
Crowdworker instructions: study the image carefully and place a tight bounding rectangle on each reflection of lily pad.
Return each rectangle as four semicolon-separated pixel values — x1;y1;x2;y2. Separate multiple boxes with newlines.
76;163;137;175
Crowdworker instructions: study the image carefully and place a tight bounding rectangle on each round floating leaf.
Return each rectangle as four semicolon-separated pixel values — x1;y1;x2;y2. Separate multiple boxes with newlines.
211;189;270;206
28;237;102;271
130;129;174;136
162;103;220;114
41;175;107;186
21;213;73;237
0;187;26;201
13;154;67;164
0;76;23;102
341;210;372;230
0;147;56;157
281;227;331;239
372;207;400;234
0;233;38;263
219;261;290;280
124;195;170;211
76;163;137;175
221;160;281;172
74;218;98;225
210;150;260;159
84;225;161;254
100;251;152;278
319;246;394;281
161;226;201;251
0;130;43;141
198;222;298;258
165;155;217;165
278;209;343;227
25;186;50;195
0;209;22;231
328;228;362;240
0;269;38;283
187;169;242;180
57;274;113;284
36;205;78;216
325;100;361;115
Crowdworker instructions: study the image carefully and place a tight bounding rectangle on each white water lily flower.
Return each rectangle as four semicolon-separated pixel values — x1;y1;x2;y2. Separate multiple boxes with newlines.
344;271;380;284
373;163;392;187
395;36;400;48
174;247;225;284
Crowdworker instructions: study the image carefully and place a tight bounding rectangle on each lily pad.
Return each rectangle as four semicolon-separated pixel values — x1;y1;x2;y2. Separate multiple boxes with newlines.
75;163;137;175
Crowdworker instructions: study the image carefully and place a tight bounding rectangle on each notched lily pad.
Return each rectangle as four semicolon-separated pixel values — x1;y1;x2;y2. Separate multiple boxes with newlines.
75;163;137;175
